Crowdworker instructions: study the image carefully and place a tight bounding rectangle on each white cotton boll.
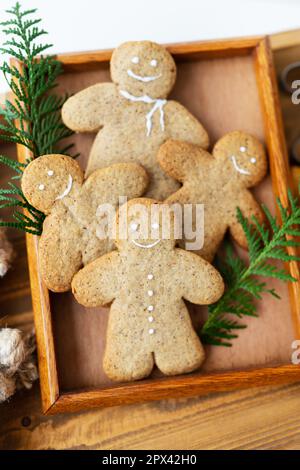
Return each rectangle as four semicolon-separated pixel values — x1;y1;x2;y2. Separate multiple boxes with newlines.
0;328;38;403
17;361;38;390
0;228;14;277
0;261;8;277
0;371;15;403
0;328;26;374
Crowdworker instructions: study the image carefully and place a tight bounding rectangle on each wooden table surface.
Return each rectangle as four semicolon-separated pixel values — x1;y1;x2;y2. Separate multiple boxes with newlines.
1;31;300;450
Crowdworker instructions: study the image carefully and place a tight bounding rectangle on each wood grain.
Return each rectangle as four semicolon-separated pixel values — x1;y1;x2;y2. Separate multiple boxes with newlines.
9;58;60;412
1;31;300;449
255;38;300;336
48;365;300;415
1;382;300;449
57;37;263;71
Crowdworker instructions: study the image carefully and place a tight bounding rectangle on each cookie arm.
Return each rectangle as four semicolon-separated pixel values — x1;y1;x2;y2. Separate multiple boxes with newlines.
72;251;121;307
158;139;210;182
176;248;224;304
61;83;118;132
229;189;264;249
83;163;149;208
166;101;209;149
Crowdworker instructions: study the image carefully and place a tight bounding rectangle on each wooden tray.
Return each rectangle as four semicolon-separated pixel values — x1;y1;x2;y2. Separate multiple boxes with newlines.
15;36;300;415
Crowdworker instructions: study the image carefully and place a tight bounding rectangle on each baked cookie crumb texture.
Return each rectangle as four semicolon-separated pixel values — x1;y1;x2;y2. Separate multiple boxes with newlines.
158;131;267;261
62;40;209;200
72;198;224;382
22;155;148;292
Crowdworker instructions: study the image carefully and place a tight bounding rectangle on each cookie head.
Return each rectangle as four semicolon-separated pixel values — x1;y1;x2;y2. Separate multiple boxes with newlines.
22;154;84;214
111;41;176;99
115;198;177;251
213;131;267;187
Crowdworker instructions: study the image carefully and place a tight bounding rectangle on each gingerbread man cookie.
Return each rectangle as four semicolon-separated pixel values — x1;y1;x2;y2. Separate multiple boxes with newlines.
62;41;209;200
158;131;267;261
72;198;224;382
22;155;148;292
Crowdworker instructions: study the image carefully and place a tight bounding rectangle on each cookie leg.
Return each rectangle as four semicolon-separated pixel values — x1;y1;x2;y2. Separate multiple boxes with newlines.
39;212;82;292
154;329;205;376
103;338;154;382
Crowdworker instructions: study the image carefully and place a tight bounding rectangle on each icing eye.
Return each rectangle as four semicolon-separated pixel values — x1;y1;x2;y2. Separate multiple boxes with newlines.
130;222;139;232
131;56;139;64
47;170;54;176
240;146;246;152
151;222;159;230
150;59;157;67
250;157;256;164
38;184;45;191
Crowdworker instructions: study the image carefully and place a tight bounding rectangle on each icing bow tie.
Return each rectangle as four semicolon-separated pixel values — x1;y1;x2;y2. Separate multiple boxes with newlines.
120;90;166;137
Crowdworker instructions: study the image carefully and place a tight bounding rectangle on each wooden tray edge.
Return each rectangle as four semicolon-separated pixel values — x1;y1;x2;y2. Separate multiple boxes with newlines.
12;36;300;414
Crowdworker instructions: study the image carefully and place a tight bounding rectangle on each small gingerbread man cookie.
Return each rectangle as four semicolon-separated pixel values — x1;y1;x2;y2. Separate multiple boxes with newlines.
72;198;224;382
62;41;209;200
22;155;148;292
158;131;267;261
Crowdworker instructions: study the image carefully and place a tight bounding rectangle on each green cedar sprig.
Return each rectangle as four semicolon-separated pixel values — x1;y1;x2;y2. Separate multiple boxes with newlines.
200;190;300;346
0;2;74;234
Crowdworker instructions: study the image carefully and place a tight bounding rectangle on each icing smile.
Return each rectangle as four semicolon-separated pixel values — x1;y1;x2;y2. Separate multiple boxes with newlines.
127;69;161;82
230;155;251;175
55;174;73;200
132;239;161;248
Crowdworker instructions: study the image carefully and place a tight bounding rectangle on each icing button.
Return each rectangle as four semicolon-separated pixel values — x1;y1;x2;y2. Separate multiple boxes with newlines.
148;305;154;311
147;290;154;297
148;316;154;323
147;274;154;280
149;328;155;335
38;184;45;190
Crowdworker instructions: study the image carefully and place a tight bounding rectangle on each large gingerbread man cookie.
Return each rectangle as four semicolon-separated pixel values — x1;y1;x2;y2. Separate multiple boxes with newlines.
22;155;148;292
158;131;267;261
72;198;224;382
62;41;209;200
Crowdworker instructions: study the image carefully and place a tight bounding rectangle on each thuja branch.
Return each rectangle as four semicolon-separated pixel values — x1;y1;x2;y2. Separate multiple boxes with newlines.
0;2;74;156
0;2;75;234
200;190;300;347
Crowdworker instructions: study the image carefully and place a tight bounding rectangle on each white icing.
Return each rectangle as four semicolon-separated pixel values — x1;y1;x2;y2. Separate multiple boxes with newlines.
127;69;161;83
38;184;45;191
147;274;154;280
148;290;154;297
151;222;159;229
120;89;166;137
131;56;139;64
149;328;155;335
132;239;161;249
146;99;166;136
148;305;154;311
47;170;54;176
55;174;73;200
230;155;251;175
148;316;154;322
150;59;157;67
250;157;256;164
130;222;139;232
240;146;246;152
